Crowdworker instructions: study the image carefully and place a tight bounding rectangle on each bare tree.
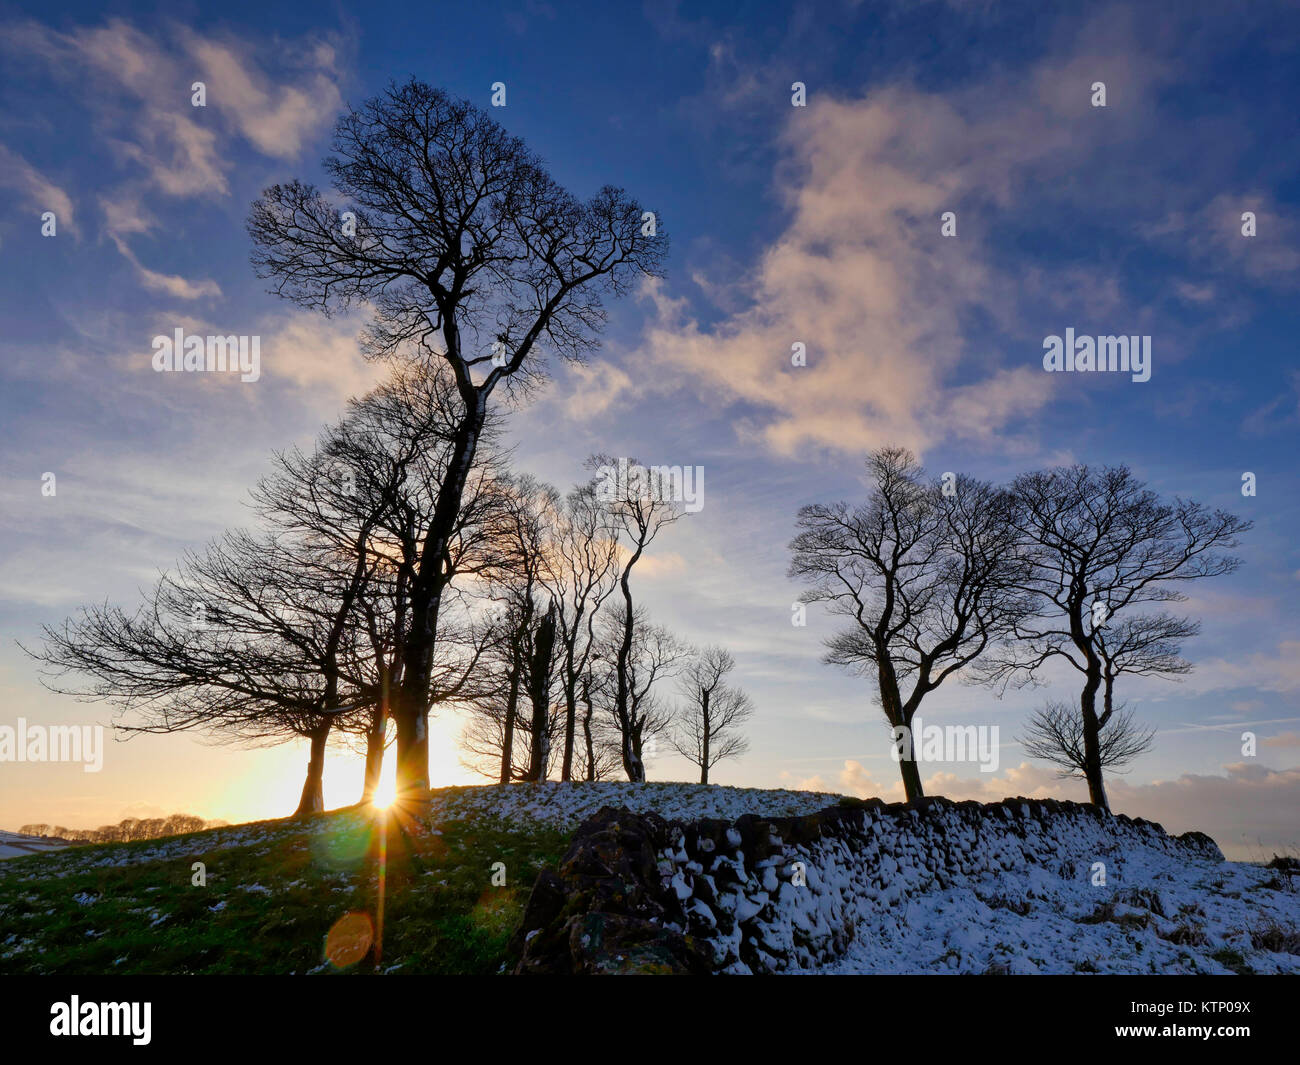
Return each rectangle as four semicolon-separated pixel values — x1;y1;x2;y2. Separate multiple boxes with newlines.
593;605;686;781
27;527;376;817
296;361;505;801
545;481;620;779
671;646;753;784
988;464;1250;810
248;81;666;809
577;664;622;781
1096;612;1198;726
460;476;563;783
587;454;687;781
788;448;1028;801
27;361;500;815
1020;699;1155;779
522;602;558;781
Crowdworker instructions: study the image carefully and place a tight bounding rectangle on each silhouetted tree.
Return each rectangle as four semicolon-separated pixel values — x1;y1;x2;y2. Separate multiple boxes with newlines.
249;81;666;809
588;454;686;781
671;646;753;784
1020;699;1155;780
789;448;1027;801
986;464;1250;811
592;605;685;781
546;481;620;779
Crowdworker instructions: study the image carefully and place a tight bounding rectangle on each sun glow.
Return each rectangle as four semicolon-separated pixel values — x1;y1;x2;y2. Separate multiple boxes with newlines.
370;771;398;810
220;712;478;823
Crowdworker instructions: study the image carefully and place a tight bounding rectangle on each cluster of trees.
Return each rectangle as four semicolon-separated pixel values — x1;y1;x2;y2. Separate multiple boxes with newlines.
30;363;756;815
27;80;1240;824
789;447;1251;811
458;465;753;786
19;814;214;844
27;81;754;817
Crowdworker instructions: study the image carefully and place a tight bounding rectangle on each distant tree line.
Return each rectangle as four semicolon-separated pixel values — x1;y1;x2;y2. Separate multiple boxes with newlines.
19;814;220;844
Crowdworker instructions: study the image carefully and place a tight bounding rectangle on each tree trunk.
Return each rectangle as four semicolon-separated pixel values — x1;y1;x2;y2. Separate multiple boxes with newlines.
360;712;386;805
393;399;486;809
1080;671;1110;811
524;607;556;782
898;751;924;803
561;689;577;781
500;659;521;785
880;657;924;801
700;688;710;785
294;722;331;817
622;719;646;783
581;675;596;781
614;554;641;781
392;704;428;806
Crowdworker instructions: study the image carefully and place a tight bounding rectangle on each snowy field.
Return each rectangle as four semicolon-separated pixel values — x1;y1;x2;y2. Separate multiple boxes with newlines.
797;843;1299;975
427;781;842;828
0;830;74;861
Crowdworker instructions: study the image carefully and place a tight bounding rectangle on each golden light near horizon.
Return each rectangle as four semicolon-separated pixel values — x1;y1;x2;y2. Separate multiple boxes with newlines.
215;713;478;824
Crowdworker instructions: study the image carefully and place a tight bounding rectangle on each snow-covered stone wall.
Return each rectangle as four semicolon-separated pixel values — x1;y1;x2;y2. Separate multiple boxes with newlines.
512;796;1238;975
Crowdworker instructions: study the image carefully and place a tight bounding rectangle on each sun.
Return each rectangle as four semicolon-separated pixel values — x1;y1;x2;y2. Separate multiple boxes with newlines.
371;773;398;810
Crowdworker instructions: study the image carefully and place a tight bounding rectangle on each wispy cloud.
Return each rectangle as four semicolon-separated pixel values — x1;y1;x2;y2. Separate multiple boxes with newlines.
0;144;77;237
99;193;222;300
2;18;345;198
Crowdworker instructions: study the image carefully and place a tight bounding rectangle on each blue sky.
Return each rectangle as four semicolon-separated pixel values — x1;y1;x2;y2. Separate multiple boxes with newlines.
0;0;1297;857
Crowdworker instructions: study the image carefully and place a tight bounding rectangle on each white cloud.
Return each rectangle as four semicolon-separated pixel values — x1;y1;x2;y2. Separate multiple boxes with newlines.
255;310;386;402
635;20;1176;460
1182;639;1300;695
179;29;343;161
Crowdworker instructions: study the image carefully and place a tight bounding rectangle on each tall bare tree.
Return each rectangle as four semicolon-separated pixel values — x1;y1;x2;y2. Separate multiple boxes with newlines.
248;81;666;809
670;646;754;784
28;361;500;815
460;476;562;783
294;362;505;801
588;454;686;781
788;448;1028;801
986;464;1250;811
592;605;686;781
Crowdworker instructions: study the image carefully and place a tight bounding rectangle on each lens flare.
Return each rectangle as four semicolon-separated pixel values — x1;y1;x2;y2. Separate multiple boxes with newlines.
325;912;374;969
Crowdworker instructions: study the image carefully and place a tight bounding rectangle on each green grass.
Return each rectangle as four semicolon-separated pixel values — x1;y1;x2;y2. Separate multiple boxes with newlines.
0;806;568;975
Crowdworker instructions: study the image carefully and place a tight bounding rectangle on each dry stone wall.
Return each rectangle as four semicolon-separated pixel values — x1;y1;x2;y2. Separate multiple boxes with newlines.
511;796;1222;974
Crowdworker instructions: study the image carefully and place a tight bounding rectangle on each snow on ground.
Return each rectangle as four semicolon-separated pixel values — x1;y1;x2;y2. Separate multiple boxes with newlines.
426;781;841;829
710;802;1300;976
800;847;1299;975
7;784;1294;976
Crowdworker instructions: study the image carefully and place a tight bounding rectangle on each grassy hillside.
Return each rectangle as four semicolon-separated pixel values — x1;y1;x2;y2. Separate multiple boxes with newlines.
0;797;567;975
0;781;837;976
